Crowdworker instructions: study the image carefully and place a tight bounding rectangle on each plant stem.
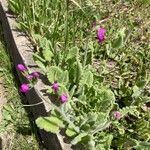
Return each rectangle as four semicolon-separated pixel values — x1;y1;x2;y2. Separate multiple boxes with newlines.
91;121;111;135
61;104;80;133
83;37;89;67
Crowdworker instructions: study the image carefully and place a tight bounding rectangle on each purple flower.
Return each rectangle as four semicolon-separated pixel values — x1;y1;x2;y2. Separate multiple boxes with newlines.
20;83;29;93
17;64;26;72
51;83;59;92
97;27;106;42
59;94;68;103
26;75;33;80
112;111;122;120
31;72;40;78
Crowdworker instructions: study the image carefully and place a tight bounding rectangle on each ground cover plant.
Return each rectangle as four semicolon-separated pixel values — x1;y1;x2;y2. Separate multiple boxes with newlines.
7;0;150;149
0;25;40;150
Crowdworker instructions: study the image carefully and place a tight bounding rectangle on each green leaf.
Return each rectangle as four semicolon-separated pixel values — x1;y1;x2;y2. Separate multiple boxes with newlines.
137;80;147;88
39;37;48;49
96;88;115;113
135;119;150;141
69;85;77;98
135;142;150;150
36;116;65;134
39;38;54;62
87;112;98;125
71;133;88;145
105;134;113;149
86;42;94;65
66;125;77;137
122;138;137;149
66;47;79;61
35;60;46;72
47;66;63;83
120;106;139;117
112;28;126;48
75;60;83;83
57;84;68;96
42;48;53;62
91;114;110;134
88;139;95;150
96;144;105;150
32;34;42;42
96;112;108;125
80;70;93;88
33;52;46;63
118;126;125;135
2;109;12;121
46;87;53;94
132;85;142;98
58;70;69;85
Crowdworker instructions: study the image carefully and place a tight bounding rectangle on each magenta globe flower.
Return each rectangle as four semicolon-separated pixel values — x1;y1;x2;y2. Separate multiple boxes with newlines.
97;27;106;42
59;94;68;103
51;83;59;92
20;83;29;93
31;72;40;78
17;64;26;72
112;111;122;120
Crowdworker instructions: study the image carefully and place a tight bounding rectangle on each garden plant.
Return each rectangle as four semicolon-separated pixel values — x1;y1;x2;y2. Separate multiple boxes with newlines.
7;0;150;149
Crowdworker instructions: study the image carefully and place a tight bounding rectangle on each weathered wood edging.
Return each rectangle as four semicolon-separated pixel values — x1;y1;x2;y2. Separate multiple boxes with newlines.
0;1;71;149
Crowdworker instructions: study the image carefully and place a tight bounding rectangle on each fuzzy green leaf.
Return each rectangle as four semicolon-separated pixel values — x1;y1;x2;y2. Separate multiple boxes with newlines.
112;28;126;48
132;85;142;98
36;116;64;134
135;142;150;150
69;85;77;98
97;88;115;113
120;106;139;117
80;70;93;88
66;125;77;137
35;60;46;73
75;60;83;83
57;84;68;95
33;53;46;63
71;133;88;145
42;48;53;62
47;66;63;83
66;47;79;61
58;70;69;85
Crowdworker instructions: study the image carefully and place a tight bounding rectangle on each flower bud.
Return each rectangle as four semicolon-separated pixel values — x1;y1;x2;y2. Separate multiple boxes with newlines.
17;64;26;72
20;83;29;93
112;111;122;120
59;94;68;103
51;83;59;92
31;72;40;78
